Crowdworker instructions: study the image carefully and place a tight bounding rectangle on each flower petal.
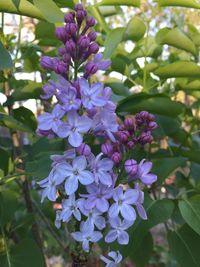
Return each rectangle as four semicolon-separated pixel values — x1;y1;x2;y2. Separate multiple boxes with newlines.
123;189;139;204
117;230;129;245
73;155;87;171
108;203;119;218
65;177;78;195
78;170;94;185
140;173;157;185
105;230;118;243
120;204;136;221
96;198;109;212
68;132;83;147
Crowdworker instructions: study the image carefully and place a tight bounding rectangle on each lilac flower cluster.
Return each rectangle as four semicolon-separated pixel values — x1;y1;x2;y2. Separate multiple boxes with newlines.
37;4;158;266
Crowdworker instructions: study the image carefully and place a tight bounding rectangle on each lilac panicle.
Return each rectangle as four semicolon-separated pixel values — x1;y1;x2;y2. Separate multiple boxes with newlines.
37;3;158;264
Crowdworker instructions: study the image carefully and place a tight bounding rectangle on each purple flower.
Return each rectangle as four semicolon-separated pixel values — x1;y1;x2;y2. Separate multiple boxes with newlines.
55;27;67;43
60;194;81;222
124;159;138;176
93;109;118;142
90;153;114;186
71;222;102;252
92;53;111;71
81;183;113;213
101;251;122;267
59;87;81;112
78;199;106;230
108;186;139;221
79;79;106;109
62;156;94;195
40;56;56;70
50;149;76;167
38;166;66;202
57;111;92;147
129;159;157;185
135;183;147;220
37;104;65;134
76;143;91;156
105;217;133;245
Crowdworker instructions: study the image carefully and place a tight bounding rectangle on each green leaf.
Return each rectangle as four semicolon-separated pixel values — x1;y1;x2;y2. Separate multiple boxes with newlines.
12;0;20;9
123;16;146;41
130;231;153;266
156;27;197;55
98;6;119;16
35;21;57;46
179;195;200;236
13;107;37;132
154;61;200;78
105;79;131;96
0;0;45;20
158;0;200;9
152;157;187;185
0;148;10;175
0;41;12;70
9;81;42;103
0;239;45;267
0;112;33;132
33;0;64;23
187;24;200;46
104;28;124;58
117;93;185;117
0;190;18;226
168;225;200;267
98;0;140;6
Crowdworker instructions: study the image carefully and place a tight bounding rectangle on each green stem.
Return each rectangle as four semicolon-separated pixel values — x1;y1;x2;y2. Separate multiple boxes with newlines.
1;226;11;267
14;15;22;64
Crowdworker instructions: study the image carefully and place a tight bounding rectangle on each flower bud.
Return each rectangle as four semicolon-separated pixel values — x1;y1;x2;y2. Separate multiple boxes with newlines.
65;40;76;55
139;131;153;144
76;143;91;156
86;16;96;27
127;140;135;149
55;27;67;43
75;3;84;11
111;152;122;165
65;23;78;36
88;42;99;54
58;47;66;56
76;10;87;24
125;159;138;175
148;121;158;130
40;56;54;70
101;143;113;156
78;36;90;48
124;117;136;131
84;62;98;77
54;61;68;75
116;130;130;143
148;113;155;121
64;12;75;23
88;31;97;41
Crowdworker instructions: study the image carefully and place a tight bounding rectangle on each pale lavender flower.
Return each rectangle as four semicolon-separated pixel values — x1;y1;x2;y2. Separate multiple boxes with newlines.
79;78;106;109
90;153;114;186
50;149;76;167
57;111;92;147
71;222;102;252
63;156;94;195
59;87;81;111
129;159;157;185
105;218;133;245
92;53;111;70
37;104;65;133
81;183;113;213
78;199;106;230
60;194;81;222
109;186;139;221
101;251;122;267
38;165;66;202
135;183;147;220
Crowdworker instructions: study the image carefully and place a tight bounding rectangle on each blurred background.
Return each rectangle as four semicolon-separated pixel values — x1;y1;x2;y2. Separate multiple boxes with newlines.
0;0;200;266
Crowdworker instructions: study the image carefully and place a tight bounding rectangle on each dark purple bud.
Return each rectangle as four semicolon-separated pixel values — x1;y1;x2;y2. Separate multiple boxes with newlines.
124;117;136;131
118;124;126;131
65;40;76;55
84;62;98;77
140;131;153;144
75;4;84;11
88;31;97;41
127;140;135;149
62;53;71;63
55;27;67;43
86;16;96;27
148;121;158;130
125;159;138;176
88;42;99;54
76;10;87;23
64;12;75;23
36;129;55;139
116;130;130;143
78;36;90;48
76;143;91;156
101;143;113;156
111;152;122;165
40;56;54;70
65;23;78;36
148;113;155;121
58;47;66;56
54;61;68;75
